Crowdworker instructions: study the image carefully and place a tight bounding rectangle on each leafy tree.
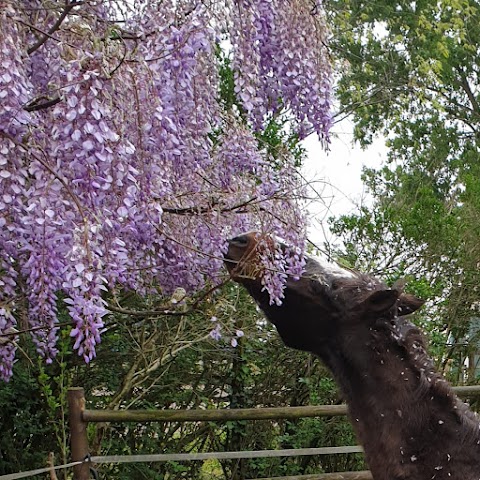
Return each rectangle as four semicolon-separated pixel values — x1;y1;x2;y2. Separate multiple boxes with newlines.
0;365;59;473
326;0;480;382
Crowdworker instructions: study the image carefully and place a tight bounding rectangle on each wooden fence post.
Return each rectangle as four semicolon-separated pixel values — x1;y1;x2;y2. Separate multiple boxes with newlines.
68;387;90;480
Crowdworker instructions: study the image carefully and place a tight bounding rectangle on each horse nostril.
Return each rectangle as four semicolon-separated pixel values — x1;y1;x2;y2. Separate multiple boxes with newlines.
229;235;249;248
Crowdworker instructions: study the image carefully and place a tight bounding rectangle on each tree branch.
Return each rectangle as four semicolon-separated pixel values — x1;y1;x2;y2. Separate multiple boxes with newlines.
455;67;480;115
27;1;83;55
106;279;229;319
24;96;61;112
12;15;76;51
161;196;259;216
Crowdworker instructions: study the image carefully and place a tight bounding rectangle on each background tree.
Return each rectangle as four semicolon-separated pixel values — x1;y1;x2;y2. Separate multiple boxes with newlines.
326;0;480;382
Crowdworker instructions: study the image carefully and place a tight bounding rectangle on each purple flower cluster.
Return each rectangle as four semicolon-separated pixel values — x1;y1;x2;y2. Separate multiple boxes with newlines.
0;6;35;378
21;197;62;362
0;249;18;381
0;1;330;380
230;0;332;142
215;123;265;189
64;270;107;364
209;316;245;347
256;213;308;306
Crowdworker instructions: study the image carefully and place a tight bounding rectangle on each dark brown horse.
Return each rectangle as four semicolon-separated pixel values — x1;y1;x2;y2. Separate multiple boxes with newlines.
224;232;480;480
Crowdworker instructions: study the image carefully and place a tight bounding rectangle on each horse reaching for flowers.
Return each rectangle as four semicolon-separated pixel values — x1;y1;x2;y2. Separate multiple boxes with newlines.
224;232;480;480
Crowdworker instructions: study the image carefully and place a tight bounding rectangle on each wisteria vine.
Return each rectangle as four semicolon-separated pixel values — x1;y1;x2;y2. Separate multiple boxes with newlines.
0;0;332;380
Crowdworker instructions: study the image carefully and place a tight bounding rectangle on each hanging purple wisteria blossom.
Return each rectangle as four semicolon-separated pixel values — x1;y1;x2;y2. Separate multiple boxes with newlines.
230;0;332;142
0;0;331;380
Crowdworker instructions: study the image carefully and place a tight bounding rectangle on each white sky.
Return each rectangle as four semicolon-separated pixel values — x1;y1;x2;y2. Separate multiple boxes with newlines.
301;119;388;248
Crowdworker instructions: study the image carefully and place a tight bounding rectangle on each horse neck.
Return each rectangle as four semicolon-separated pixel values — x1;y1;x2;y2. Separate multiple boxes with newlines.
319;334;429;413
316;333;480;479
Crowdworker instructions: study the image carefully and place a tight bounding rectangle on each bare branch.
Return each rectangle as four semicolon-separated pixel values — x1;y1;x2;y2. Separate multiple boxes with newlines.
161;196;259;216
27;1;84;55
24;96;61;112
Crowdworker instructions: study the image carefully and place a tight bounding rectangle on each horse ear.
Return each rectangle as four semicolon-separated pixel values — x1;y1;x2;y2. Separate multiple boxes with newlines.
390;278;425;316
397;293;425;316
391;278;407;294
360;289;400;315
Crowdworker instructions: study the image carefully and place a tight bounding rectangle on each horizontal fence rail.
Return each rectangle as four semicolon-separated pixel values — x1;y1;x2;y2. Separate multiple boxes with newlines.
83;403;348;422
66;439;367;475
247;472;373;480
88;445;364;463
81;385;480;423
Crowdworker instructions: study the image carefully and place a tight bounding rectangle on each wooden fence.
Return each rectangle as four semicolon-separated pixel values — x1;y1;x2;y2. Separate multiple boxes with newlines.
68;385;480;480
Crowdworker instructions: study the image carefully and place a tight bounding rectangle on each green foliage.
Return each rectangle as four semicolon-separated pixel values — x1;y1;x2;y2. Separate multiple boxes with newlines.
0;366;51;474
217;48;237;113
327;0;480;384
255;119;307;169
0;329;74;477
0;283;365;479
329;0;480;143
